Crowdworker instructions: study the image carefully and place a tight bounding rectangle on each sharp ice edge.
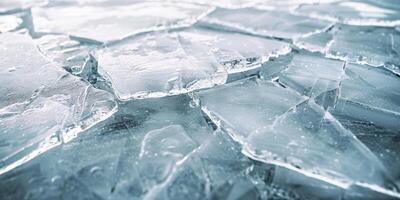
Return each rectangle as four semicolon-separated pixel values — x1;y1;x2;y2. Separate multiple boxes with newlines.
0;101;118;176
197;94;400;198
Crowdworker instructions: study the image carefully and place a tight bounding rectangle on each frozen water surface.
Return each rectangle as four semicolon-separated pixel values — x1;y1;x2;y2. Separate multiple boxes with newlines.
1;0;400;199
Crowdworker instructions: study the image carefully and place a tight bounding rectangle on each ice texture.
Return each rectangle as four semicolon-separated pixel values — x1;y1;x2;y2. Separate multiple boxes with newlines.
31;2;212;43
295;1;400;26
295;24;400;72
0;33;117;175
1;0;400;199
196;78;398;197
200;7;332;39
0;15;22;33
96;28;290;100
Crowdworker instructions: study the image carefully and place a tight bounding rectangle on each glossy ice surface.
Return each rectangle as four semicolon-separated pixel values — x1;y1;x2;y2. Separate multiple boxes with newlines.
0;0;400;199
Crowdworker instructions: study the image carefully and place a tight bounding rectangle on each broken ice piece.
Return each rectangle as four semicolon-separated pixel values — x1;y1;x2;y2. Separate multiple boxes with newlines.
0;33;117;175
295;1;400;27
96;28;290;100
326;63;400;136
199;7;332;40
295;25;400;68
180;28;291;73
97;32;226;100
31;2;212;43
34;34;97;72
0;15;22;33
196;79;399;197
196;80;307;141
278;51;345;96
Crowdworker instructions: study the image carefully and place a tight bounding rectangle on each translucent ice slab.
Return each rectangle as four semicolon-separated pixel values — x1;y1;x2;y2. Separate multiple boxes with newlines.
295;25;400;69
196;79;399;197
199;7;332;39
31;2;212;43
96;28;290;100
0;33;117;175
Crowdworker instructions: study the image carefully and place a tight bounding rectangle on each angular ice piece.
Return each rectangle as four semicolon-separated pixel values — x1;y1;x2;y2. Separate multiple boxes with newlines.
296;1;400;27
0;33;117;175
31;2;212;43
97;32;226;100
326;63;400;137
97;28;289;100
278;51;345;96
196;80;307;141
295;25;400;68
0;95;252;200
199;7;332;39
328;25;400;67
34;35;96;72
0;15;22;33
196;79;399;197
180;28;291;74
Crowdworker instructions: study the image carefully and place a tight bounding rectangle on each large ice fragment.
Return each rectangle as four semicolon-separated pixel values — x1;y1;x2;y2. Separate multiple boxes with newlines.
196;78;399;197
31;2;212;43
296;1;400;26
97;28;290;100
278;51;345;96
295;25;400;70
199;7;332;39
0;33;117;175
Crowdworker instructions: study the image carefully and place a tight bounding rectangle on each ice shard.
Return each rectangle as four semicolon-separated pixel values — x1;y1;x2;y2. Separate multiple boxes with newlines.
0;33;117;175
196;78;400;197
96;28;290;100
199;7;332;40
31;2;212;43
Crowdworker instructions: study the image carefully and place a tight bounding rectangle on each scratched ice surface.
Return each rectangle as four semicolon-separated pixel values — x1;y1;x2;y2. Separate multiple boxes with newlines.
1;0;400;200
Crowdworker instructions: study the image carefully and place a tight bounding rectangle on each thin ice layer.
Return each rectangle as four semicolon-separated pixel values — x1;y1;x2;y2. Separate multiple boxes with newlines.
295;1;400;26
199;7;332;39
196;79;399;197
0;33;117;175
31;2;212;43
97;28;290;100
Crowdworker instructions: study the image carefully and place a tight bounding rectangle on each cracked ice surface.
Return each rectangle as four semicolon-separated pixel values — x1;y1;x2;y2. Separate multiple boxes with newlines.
0;33;117;175
1;0;400;200
96;28;290;100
